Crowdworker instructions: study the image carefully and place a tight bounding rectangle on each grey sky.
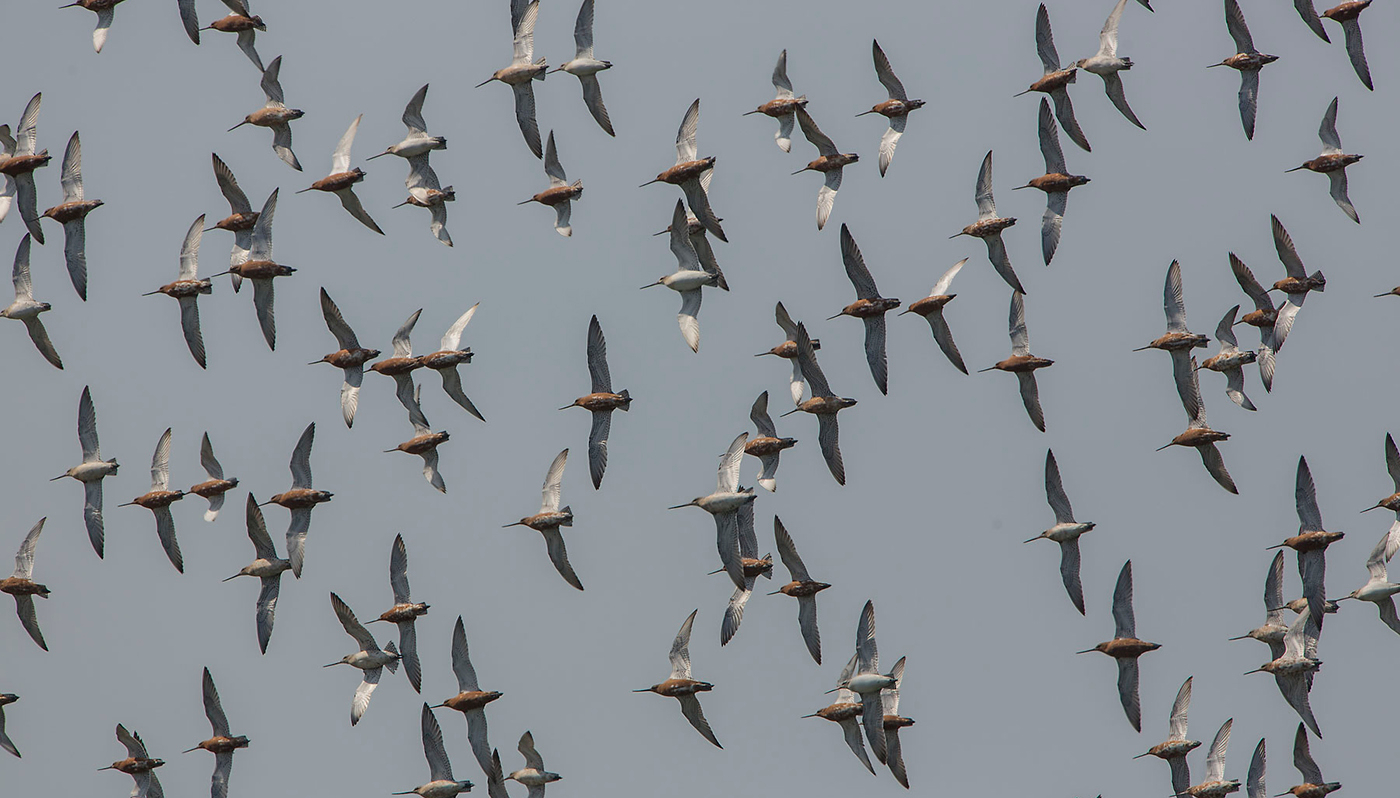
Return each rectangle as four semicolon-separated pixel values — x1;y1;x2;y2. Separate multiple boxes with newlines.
1;0;1396;795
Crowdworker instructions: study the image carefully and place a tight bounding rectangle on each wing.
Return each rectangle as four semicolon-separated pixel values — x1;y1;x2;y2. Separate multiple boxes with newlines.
178;0;200;43
518;731;545;771
319;288;360;349
235;28;264;72
330;592;377;651
1045;449;1076;523
1215;306;1241;352
677;694;721;748
439;367;484;422
720;580;751;646
1237;64;1260;141
399;620;422;692
975;151;997;218
1168;676;1192;741
255;574;280;654
390;309;421;359
669;609;698;680
542;131;568;185
1016;372;1046;432
675;98;700;164
1277;673;1321;737
1294;0;1330;41
21;317;62;370
1224;0;1255;52
116;724;148;758
1340;19;1372;91
856;599;878;673
335;188;383;234
14;174;42;245
680;177;726;242
83;481;105;558
1229;254;1274;312
403;84;430;135
1112;560;1135;639
572;0;596;57
260;56;286;106
816;414;845;485
1116;657;1142;732
715;512;745;591
12;235;33;300
771;48;794;96
1199;444;1238;494
1291;722;1323;785
451;616;480;692
1272;216;1308;279
201;668;231;737
677;290;701;353
289;423;315;489
668;200;702;273
1317;97;1342;153
1103;72;1146;130
286;508;312;578
1041;195;1065;266
539;449;568;514
925;308;967;374
863;315;888;395
178;296;207;369
1295;456;1323;531
795;107;837;156
1099;0;1127;57
389;533;412;604
1050;89;1091;152
59;131;82;203
716;433;748;494
578;74;614;136
1386;433;1400;493
1170;757;1193;797
797;596;822;664
775;301;798;340
1036;3;1061;72
1204;719;1233;783
511;0;539;63
1264;551;1286;623
793;321;832;395
987;235;1024;293
1327;170;1358;224
421;704;453;783
886;728;909;788
871;39;907;100
351;668;381;726
212;154;252;214
1059;538;1085;615
467;712;494;780
10;517;42;582
587;410;611;490
839;717;875;774
553;194;571;235
862;693;888;764
749;391;777;438
1364;524;1400;580
586;314;611;393
62;219;88;301
247;189;277;261
1037;99;1066;174
330;115;361;175
1247;738;1267;798
840;224;879;299
270;123;301;171
1163;260;1189;333
876;116;904;178
14;93;40;157
149;428;172;491
198;432;225;481
15;595;45;650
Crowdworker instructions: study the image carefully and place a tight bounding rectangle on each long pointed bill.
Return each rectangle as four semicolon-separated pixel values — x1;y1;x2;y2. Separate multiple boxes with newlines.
666;504;691;510
1155;443;1173;452
826;313;843;321
639;282;662;289
1012;88;1033;97
778;408;801;417
182;746;200;754
638;179;660;187
948;232;966;239
1226;634;1250;641
227;120;250;132
474;78;494;88
221;574;242;582
1074;649;1096;655
49;474;67;481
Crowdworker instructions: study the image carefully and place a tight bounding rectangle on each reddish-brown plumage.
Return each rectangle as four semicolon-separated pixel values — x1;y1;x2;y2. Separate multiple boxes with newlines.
994;354;1054;373
393;432;449;455
779;580;831;598
1145;739;1201;760
740;556;773;579
0;152;51;177
189;479;238;499
762;338;821;358
306;170;363;194
906;295;954;317
516;510;572;531
1170;428;1231;448
1273;275;1326;294
837;297;901;319
129;490;184;510
154;279;212;299
1026;173;1090;193
244;107;303;128
377;602;430;624
419;350;473;370
960;216;1017;238
1221;52;1278;70
192;736;249;754
0;577;48;598
1277;530;1345;552
1239;308;1277;328
1323;0;1371;22
753;97;807;117
570;392;631;412
370;356;422;377
529;184;582;207
268;488;332;509
229;260;294;280
1090;638;1161;659
803;153;859;173
213;212;259;232
1298;153;1363;174
41;199;103;224
209;14;265;32
811;703;860;722
646;678;712;697
441;690;503;712
1283;784;1342;798
652;157;715;186
881;714;915;731
865;98;926;118
1145;332;1209;351
110;757;163;774
1025;70;1076;94
1371;492;1400;513
744;437;796;458
797;396;856;415
316;348;380;369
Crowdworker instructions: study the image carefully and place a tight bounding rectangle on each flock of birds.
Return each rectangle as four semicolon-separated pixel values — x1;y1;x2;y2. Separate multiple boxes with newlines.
0;0;1394;796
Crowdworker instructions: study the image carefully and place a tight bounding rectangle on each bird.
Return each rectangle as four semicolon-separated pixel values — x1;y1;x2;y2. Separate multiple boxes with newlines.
1333;522;1400;635
1179;719;1240;798
1246;739;1268;798
652;210;728;293
1199;306;1257;412
145;214;212;368
60;0;124;53
1282;723;1341;798
718;499;768;646
900;258;968;374
1228;551;1288;660
369;84;448;162
1245;605;1322;737
1077;560;1160;731
792;108;858;231
980;291;1053;432
1026;449;1094;615
1228;253;1279;392
39;131;102;300
1075;0;1146;129
1208;0;1277;141
552;0;613;136
1292;0;1331;41
641;199;722;352
1135;260;1210;416
369;309;426;415
504;449;583;591
310;288;380;428
1362;433;1400;518
396;155;456;247
434;616;503;778
1133;677;1200;796
1271;456;1344;629
1287;97;1362;223
296;115;382;234
419;305;484;421
635;609;721;748
476;0;548;158
1016;4;1090;152
183;668;249;798
118;428;185;573
3;235;63;370
858;40;925;177
1266;215;1326;363
367;535;429;693
782;321;856;485
208;154;258;292
229;56;302;170
201;0;265;71
101;724;166;798
758;302;822;404
640;99;726;242
0;92;48;244
222;495;290;654
1017;99;1090;265
263;422;333;578
745;391;796;492
744;49;805;152
769;516;829;664
952;151;1023;294
503;731;562;798
829;225;899;394
1323;1;1372;91
213;189;292;350
387;386;451;494
0;694;18;758
561;315;632;489
804;653;875;775
326;592;402;726
519;131;582;237
189;433;238;522
395;705;474;798
669;433;757;591
875;656;914;788
833;600;899;765
1158;357;1237;494
50;386;117;557
1;518;48;651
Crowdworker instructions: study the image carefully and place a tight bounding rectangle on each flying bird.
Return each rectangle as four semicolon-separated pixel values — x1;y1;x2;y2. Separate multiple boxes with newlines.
552;0;614;136
758;302;821;406
792;108;858;231
1077;560;1160;731
1136;260;1210;417
325;592;402;726
263;422;333;578
369;534;430;693
1270;456;1344;629
634;609;722;748
222;495;290;654
1334;522;1400;635
1228;252;1278;392
829;225;899;394
669;433;757;591
952;152;1023;294
1228;551;1288;659
640;99;726;241
1016;4;1090;152
229;56;303;170
1026;449;1095;614
1283;722;1341;798
145;214;212;368
201;0;265;72
183;668;250;798
50;386;118;557
1178;719;1240;798
1158;356;1237;494
770;516;829;664
396;156;456;247
1074;0;1146;130
118;428;185;573
101;724;165;798
502;731;562;798
519;131;582;237
208;154;258;291
2;235;63;369
39;131;103;300
561;315;632;489
1;519;49;651
503;449;584;591
783;321;856;485
718;499;768;646
640;199;722;352
296;115;382;234
1199;306;1257;411
369;308;426;416
311;288;381;428
876;657;914;789
369;84;447;163
61;0;125;53
476;0;548;158
1016;99;1090;265
386;385;451;494
394;704;474;798
1208;0;1278;141
434;616;503;778
214;189;293;350
1244;604;1322;737
980;291;1054;432
804;653;875;775
1322;1;1372;91
858;40;925;177
1267;215;1326;363
744;49;806;152
745;391;796;492
0;93;48;244
1286;97;1362;223
833;600;899;765
419;304;485;421
900;258;968;374
1134;677;1200;796
190;433;238;522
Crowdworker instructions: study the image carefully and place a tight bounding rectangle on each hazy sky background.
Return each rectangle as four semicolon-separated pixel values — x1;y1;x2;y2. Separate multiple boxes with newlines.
1;0;1396;794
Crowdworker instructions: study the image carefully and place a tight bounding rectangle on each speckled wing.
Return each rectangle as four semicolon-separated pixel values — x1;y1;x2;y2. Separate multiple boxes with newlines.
1051;88;1090;153
1035;4;1060;72
398;620;422;693
1246;739;1267;798
974;151;997;219
674;98;700;164
587;410;610;490
985;234;1023;294
152;505;183;573
720;579;752;646
1317;97;1342;154
450;616;480;692
1326;170;1358;224
201;668;231;737
862;315;888;395
510;84;543;160
178;295;206;369
351;667;381;726
15;174;44;244
289;423;315;489
244;496;274;561
871;40;907;100
585;314;611;393
1293;0;1329;41
541;528;583;590
255;574;280;654
840;716;875;774
1237;67;1260;141
83;481;105;558
1169;756;1192;796
336;188;383;235
816;414;845;486
330;592;377;652
178;0;200;43
678;693;721;748
715;512;745;591
862;693;888;764
669;609;697;680
1102;73;1146;130
1016;372;1046;432
270;123;301;171
1116;657;1142;731
14;594;45;650
1339;19;1371;91
677;289;701;353
1199;444;1238;494
1111;560;1135;638
1059;538;1085;615
1276;673;1320;737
